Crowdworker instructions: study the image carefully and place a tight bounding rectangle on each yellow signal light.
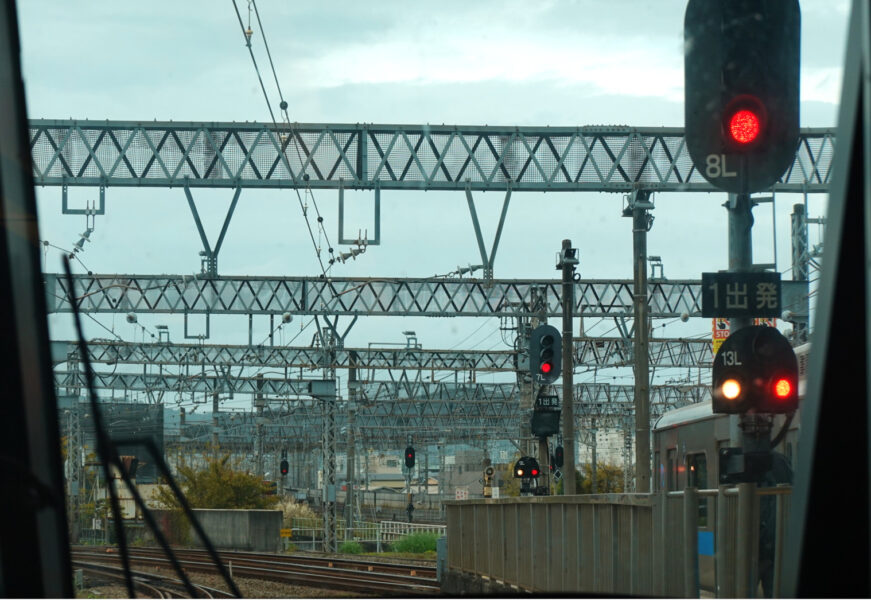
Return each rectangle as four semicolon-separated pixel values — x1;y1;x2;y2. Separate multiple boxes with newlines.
721;379;741;400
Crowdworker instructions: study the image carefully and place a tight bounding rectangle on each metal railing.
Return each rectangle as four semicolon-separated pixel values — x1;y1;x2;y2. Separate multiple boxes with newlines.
288;518;446;553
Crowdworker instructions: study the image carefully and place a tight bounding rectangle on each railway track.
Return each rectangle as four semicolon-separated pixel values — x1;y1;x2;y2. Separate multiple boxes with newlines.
71;547;440;596
74;559;235;598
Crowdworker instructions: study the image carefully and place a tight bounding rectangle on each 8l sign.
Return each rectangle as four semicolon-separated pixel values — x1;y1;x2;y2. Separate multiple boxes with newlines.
684;0;800;193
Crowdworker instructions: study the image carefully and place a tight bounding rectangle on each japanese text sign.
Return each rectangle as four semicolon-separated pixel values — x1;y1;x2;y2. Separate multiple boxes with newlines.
701;272;781;318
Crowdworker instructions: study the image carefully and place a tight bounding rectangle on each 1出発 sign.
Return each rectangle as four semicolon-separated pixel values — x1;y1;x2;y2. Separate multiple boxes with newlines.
701;272;781;318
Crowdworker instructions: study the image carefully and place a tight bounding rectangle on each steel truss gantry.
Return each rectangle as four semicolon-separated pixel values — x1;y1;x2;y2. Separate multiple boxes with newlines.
47;273;809;319
30;120;833;192
53;336;713;371
55;370;709;419
46;273;704;317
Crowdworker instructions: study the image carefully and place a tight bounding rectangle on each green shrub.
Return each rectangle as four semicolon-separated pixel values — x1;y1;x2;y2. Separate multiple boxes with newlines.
391;532;439;554
339;540;363;554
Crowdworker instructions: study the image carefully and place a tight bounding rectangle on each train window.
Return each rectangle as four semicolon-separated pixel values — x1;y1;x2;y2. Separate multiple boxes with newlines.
666;449;676;491
687;453;709;526
688;453;708;488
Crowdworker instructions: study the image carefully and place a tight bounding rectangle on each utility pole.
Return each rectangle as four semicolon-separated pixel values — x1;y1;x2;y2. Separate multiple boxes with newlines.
591;418;598;492
790;203;810;343
624;190;653;493
559;239;578;495
346;358;359;538
424;449;430;508
211;391;219;459
254;375;264;478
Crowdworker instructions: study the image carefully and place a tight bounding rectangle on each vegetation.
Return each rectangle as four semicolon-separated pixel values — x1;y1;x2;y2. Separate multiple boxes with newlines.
391;531;439;554
275;497;317;527
338;540;364;554
153;454;279;510
556;462;626;494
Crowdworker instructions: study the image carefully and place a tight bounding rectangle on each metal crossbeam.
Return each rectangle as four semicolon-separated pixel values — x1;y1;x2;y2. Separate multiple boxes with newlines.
53;336;712;371
575;336;713;367
55;370;709;412
53;340;516;372
30;120;834;192
45;273;703;317
97;374;710;445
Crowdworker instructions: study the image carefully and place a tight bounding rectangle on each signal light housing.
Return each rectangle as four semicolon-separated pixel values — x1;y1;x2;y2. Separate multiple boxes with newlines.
554;445;565;469
528;324;562;384
513;456;541;479
280;459;289;476
404;446;415;469
712;326;798;414
684;0;800;193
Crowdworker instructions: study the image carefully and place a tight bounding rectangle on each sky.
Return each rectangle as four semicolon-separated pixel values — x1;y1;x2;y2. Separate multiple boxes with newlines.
16;1;848;413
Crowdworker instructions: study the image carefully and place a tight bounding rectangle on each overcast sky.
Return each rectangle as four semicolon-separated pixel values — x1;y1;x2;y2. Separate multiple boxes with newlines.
17;1;848;406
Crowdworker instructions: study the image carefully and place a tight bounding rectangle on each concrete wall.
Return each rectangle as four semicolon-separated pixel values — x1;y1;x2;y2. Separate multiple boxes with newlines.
153;509;282;552
192;510;281;552
444;494;661;595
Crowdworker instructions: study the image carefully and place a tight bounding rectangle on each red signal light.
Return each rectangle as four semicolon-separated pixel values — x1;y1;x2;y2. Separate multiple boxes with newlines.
728;109;761;144
773;378;792;399
530;468;539;477
540;362;552;374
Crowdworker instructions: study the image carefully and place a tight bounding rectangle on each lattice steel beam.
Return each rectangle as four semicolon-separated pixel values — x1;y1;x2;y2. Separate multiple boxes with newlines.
53;336;713;371
52;340;516;372
54;370;709;411
45;273;703;318
575;336;713;367
30;120;833;192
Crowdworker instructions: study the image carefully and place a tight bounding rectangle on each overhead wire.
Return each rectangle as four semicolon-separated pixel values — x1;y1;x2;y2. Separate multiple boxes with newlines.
230;0;336;279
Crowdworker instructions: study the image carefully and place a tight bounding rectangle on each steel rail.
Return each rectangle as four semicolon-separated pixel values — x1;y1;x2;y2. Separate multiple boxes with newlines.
74;548;440;595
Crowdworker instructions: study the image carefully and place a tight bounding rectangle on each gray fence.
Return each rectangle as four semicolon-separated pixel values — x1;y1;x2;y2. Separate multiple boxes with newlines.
444;485;791;596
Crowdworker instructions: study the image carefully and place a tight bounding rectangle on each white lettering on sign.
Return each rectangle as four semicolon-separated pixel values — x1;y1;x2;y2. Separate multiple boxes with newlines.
705;154;737;178
725;283;748;310
756;282;778;309
722;350;742;366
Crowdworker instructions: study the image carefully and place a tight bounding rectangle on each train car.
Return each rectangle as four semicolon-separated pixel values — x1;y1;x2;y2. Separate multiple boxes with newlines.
652;342;809;591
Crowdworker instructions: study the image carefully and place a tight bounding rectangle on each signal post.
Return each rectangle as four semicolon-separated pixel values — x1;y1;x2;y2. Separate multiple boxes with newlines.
685;0;801;483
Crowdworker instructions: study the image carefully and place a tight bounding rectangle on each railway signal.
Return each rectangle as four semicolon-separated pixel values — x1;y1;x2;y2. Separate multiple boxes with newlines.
553;445;564;469
404;446;416;469
712;325;798;414
279;459;289;476
529;324;562;384
513;456;541;479
684;0;800;193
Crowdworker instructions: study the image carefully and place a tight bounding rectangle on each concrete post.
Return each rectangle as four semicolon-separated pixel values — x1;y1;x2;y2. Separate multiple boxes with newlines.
684;487;700;598
736;482;754;597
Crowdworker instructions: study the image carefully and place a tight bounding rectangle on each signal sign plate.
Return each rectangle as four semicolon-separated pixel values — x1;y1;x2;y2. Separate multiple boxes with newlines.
534;394;560;411
701;272;781;318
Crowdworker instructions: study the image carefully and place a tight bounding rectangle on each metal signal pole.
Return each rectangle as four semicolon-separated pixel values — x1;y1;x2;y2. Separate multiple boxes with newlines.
559;239;577;495
626;191;653;493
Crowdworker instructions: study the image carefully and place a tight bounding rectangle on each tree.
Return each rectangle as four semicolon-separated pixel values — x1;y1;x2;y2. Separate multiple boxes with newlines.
154;454;279;510
579;462;625;494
